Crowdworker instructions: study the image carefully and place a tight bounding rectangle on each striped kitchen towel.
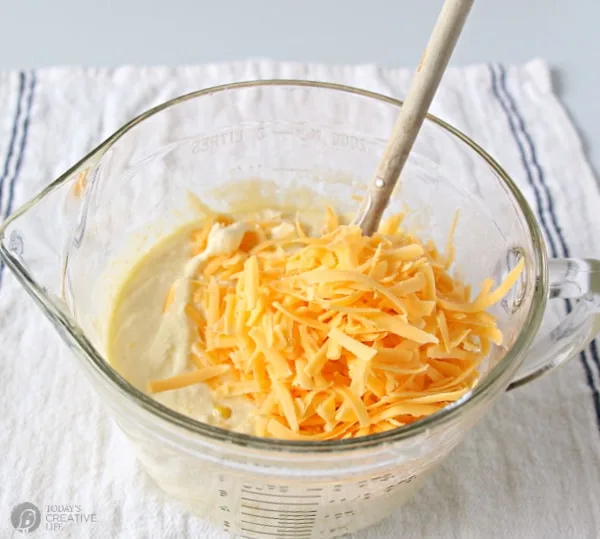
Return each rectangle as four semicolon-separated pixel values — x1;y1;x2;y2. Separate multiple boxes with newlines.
0;60;599;538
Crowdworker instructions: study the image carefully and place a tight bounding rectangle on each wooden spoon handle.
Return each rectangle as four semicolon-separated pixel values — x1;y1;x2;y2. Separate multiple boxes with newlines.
357;0;474;235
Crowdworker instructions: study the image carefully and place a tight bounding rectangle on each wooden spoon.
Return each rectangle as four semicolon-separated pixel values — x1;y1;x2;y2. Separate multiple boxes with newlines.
355;0;474;235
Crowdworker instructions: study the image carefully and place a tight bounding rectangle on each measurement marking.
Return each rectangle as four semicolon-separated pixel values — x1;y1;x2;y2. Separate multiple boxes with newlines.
240;528;312;538
241;512;315;523
241;497;319;506
241;520;313;531
242;489;321;499
241;504;317;515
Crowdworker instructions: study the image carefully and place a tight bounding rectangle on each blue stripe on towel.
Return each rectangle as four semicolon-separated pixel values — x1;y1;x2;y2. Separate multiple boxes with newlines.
4;71;37;220
0;70;37;290
489;63;600;432
0;71;26;214
497;64;600;426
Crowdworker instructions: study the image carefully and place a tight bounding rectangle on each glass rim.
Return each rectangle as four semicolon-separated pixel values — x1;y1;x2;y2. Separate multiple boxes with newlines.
0;79;548;453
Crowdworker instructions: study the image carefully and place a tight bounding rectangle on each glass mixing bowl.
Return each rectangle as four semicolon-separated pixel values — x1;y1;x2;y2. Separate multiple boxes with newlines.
2;81;600;539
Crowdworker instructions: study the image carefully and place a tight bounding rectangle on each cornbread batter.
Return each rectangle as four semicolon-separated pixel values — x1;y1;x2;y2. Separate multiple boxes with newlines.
107;207;522;439
107;220;257;432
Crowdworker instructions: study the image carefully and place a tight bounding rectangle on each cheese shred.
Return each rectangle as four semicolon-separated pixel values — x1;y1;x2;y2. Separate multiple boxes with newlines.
147;207;525;440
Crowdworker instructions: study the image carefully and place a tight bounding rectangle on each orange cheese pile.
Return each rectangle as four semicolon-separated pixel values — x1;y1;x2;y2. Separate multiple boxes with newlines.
148;209;524;440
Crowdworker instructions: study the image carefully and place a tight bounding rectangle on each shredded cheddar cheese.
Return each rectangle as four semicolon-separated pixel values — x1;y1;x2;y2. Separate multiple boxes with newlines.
148;208;524;440
71;170;88;198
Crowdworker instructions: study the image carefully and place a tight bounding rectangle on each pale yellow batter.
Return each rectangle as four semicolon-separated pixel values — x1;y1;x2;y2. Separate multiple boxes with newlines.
107;199;518;442
107;220;260;433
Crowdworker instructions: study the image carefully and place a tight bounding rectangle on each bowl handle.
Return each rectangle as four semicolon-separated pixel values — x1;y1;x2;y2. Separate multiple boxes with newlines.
507;258;600;390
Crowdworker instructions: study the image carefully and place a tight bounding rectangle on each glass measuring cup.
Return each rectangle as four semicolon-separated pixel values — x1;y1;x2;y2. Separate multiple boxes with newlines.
2;81;600;539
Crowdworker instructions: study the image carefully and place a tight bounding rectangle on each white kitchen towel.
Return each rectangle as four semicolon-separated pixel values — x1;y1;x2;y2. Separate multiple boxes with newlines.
0;60;599;539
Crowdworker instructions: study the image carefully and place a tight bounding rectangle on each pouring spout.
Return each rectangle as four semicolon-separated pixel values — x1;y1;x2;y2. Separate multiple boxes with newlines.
0;165;91;304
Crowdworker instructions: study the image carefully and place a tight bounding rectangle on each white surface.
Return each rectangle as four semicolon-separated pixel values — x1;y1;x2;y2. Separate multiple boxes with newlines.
0;60;599;538
0;0;598;176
